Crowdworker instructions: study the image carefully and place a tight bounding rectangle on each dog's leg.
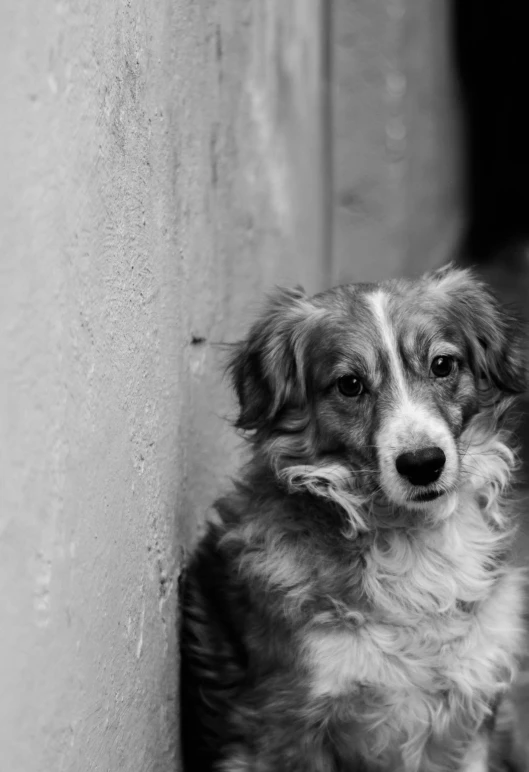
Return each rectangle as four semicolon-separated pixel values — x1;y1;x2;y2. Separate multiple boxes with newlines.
459;735;489;772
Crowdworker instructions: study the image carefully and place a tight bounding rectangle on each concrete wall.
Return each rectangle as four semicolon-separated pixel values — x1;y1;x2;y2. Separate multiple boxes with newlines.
0;1;327;770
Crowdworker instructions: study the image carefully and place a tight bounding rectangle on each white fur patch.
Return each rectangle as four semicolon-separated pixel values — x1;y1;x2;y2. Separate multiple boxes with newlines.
305;563;523;770
460;736;488;772
305;564;523;698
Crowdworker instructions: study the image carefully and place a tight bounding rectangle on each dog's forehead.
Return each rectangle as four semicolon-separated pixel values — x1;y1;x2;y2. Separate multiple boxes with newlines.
312;280;452;349
368;284;445;342
309;286;383;358
306;280;468;388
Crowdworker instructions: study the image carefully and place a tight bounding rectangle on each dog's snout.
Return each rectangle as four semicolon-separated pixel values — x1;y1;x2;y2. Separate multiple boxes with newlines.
395;447;446;486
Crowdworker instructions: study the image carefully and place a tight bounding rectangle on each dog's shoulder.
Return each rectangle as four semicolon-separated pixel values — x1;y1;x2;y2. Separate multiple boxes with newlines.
217;474;371;625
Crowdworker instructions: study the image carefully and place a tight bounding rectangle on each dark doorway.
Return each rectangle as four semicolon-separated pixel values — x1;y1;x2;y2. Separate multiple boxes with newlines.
454;2;529;262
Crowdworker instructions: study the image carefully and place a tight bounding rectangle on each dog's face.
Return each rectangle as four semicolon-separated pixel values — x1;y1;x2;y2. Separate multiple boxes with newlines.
230;266;525;510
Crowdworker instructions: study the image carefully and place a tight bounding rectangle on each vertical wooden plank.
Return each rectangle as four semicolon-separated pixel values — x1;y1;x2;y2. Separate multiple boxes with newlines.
331;0;401;284
331;0;462;283
403;0;463;275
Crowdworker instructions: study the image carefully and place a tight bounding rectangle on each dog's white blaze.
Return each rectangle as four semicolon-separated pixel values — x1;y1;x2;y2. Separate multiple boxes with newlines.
367;290;410;401
366;289;459;506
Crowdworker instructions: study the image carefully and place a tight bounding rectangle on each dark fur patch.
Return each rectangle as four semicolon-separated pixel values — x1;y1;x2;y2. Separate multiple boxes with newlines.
180;525;250;771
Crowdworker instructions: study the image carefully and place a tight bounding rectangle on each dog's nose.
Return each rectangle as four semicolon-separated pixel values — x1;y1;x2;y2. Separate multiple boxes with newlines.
395;447;446;486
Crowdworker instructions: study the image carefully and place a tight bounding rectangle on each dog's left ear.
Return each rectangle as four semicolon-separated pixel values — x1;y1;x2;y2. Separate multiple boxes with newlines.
228;287;320;433
430;265;526;397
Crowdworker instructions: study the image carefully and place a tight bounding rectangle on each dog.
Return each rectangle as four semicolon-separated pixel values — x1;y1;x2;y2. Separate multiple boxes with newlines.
180;265;527;772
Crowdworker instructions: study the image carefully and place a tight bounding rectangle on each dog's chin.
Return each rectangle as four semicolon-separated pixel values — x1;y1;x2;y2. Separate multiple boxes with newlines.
380;481;456;514
402;488;446;511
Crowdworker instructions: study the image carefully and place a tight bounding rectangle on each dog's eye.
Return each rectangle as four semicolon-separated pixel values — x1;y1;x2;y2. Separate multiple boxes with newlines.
337;375;364;397
431;355;454;378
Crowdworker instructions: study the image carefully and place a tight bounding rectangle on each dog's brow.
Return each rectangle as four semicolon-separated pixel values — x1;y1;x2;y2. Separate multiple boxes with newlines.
366;290;409;399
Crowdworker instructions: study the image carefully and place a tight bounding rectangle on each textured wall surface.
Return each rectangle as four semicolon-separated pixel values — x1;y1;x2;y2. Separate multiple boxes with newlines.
0;1;327;770
332;0;462;283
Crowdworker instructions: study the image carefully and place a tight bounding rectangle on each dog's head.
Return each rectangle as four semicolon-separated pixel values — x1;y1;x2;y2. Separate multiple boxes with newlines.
228;266;525;514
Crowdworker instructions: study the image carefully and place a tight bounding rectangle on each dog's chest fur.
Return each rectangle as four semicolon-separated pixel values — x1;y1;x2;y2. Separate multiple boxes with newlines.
298;494;524;769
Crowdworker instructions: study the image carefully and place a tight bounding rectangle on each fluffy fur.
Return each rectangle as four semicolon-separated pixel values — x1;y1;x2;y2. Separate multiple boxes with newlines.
180;265;527;772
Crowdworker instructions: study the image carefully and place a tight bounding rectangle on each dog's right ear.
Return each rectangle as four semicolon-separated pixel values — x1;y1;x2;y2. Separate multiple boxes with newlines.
428;264;527;400
228;287;320;433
